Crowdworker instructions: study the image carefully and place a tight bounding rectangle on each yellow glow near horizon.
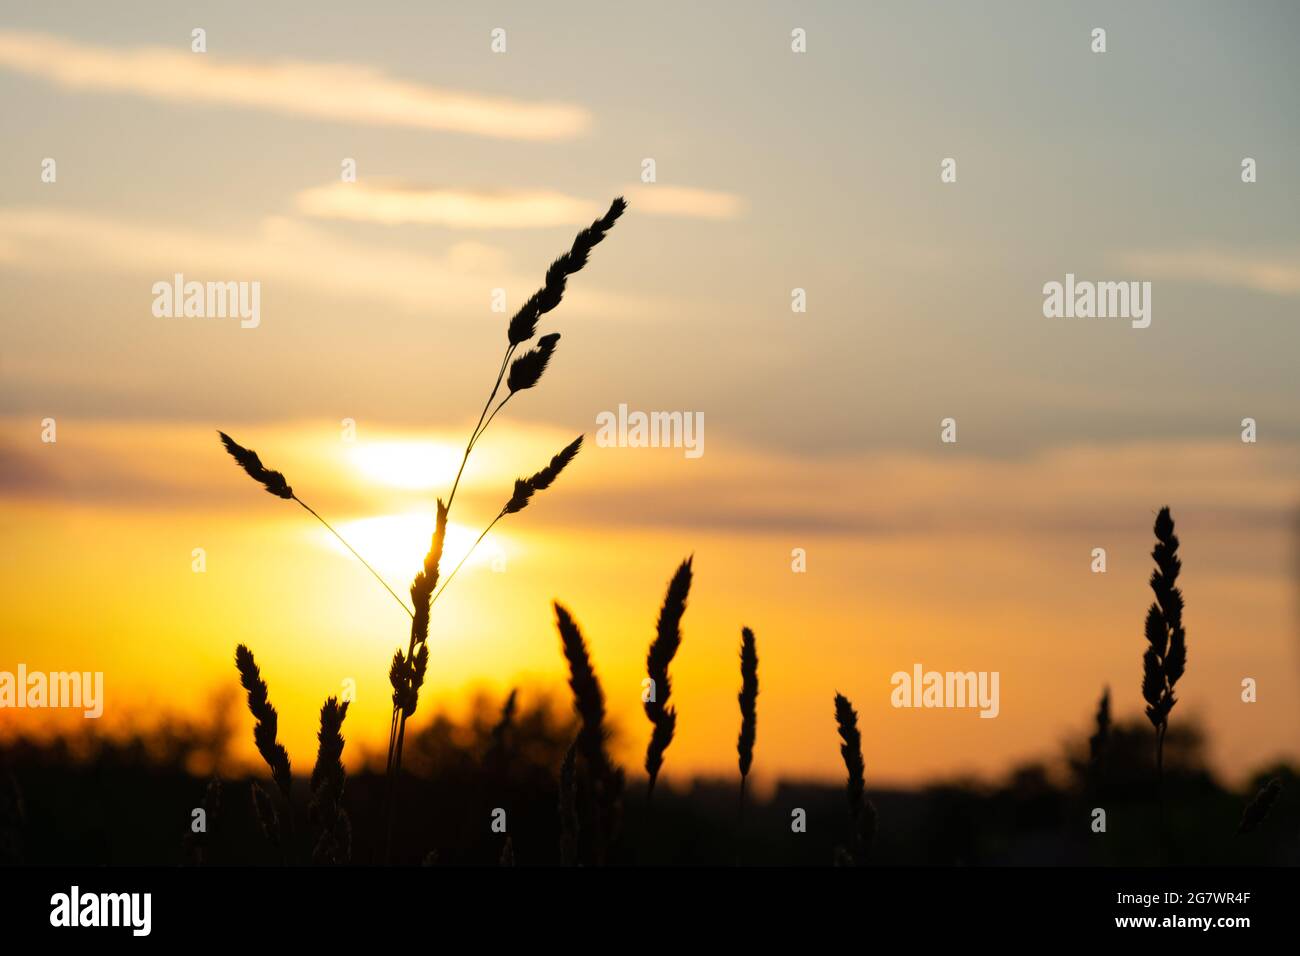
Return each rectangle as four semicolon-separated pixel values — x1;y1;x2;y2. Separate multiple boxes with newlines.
2;416;1298;788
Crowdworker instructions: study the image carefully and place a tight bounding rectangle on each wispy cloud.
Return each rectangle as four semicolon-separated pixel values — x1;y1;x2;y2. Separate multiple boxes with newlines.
625;184;745;220
1120;246;1300;297
0;206;653;317
0;30;591;140
296;181;747;228
296;182;600;228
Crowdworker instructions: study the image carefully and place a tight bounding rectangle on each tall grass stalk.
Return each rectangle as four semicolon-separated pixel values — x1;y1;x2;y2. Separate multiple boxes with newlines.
375;201;623;862
833;692;876;866
234;645;292;801
382;499;447;860
737;627;758;821
234;645;295;859
555;601;622;863
644;557;693;795
380;201;624;862
444;197;626;512
1141;506;1187;784
309;697;351;864
220;199;626;865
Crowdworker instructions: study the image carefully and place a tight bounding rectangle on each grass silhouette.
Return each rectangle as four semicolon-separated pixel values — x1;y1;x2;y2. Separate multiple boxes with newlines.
644;557;693;795
234;645;354;863
217;198;627;863
833;692;876;866
208;269;1286;870
554;601;622;864
1142;506;1188;782
143;205;1294;867
737;627;758;820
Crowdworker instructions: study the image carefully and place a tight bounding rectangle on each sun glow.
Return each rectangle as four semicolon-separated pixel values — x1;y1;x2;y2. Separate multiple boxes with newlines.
348;440;462;490
318;511;508;583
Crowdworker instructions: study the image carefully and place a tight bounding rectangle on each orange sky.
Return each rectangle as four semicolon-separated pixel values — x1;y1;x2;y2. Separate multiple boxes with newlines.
2;416;1297;787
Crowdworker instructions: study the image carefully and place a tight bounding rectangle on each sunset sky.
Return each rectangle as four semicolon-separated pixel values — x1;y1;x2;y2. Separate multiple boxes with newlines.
2;1;1299;788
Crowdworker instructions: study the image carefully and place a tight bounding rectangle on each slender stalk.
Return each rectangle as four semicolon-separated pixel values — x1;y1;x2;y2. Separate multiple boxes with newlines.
736;774;748;866
466;393;514;457
380;714;398;863
1155;723;1167;862
385;715;410;860
385;709;399;775
446;346;515;513
384;612;430;862
294;496;412;618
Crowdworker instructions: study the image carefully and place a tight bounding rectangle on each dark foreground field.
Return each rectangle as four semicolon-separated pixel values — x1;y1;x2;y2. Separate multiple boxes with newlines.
1;692;1295;867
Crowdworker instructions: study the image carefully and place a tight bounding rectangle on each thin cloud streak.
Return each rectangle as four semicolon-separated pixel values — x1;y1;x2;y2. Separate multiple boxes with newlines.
0;30;592;140
296;182;601;228
625;184;746;220
1120;246;1300;297
297;181;748;227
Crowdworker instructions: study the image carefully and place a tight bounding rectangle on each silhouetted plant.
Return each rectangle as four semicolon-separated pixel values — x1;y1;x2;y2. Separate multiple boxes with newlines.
447;196;627;507
737;627;758;817
221;200;627;865
234;645;291;802
1141;506;1188;781
383;499;447;857
233;646;354;865
374;201;625;858
555;601;623;863
250;781;280;849
833;692;876;865
644;557;693;794
309;697;352;864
